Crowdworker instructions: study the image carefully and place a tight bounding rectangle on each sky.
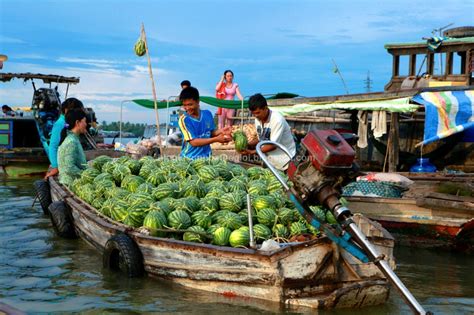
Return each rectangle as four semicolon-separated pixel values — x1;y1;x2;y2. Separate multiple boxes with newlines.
0;0;473;124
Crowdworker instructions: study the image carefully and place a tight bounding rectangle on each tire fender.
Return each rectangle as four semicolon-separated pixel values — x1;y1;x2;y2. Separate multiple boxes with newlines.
48;201;77;239
103;234;144;278
34;180;52;215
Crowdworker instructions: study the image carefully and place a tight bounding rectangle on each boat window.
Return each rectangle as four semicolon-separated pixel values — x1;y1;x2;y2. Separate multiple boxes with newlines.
452;51;465;75
433;53;446;76
398;55;409;76
416;54;427;75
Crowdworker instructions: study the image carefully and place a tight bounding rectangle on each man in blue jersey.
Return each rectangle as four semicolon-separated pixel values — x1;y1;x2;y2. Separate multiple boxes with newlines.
178;86;232;159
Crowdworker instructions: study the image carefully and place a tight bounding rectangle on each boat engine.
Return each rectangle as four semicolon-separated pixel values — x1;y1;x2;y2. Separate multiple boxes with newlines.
256;129;429;314
31;87;61;137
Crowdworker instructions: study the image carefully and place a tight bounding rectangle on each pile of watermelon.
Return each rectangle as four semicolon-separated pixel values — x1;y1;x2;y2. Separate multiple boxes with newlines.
70;155;337;248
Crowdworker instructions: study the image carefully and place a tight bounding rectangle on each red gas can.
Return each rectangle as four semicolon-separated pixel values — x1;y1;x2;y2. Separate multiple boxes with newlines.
301;130;355;172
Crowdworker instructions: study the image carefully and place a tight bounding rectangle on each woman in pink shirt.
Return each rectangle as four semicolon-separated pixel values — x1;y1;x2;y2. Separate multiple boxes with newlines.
216;70;243;129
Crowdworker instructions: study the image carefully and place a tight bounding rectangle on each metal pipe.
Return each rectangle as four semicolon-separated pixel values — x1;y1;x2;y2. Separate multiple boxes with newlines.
255;141;293;191
246;194;256;249
346;220;427;314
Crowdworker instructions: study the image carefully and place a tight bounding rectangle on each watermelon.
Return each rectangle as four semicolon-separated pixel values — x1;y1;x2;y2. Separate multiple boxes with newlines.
93;172;114;184
216;211;242;230
139;163;158;179
174;197;200;213
247;167;264;180
137;182;154;194
213;227;232;246
112;164;132;185
306;223;320;236
91;155;112;171
106;187;130;200
256;208;277;227
229;227;250;248
80;168;101;183
143;210;168;237
290;221;308;236
167;210;192;229
227;178;247;193
121;175;145;193
253;195;276;211
95;180;116;197
123;206;147;228
125;159;141;175
310;205;326;222
91;197;105;210
277;207;295;225
159;198;176;212
190;157;209;171
233;130;248;151
253;224;272;241
219;192;243;212
110;199;129;222
146;172;166;186
99;198;114;217
191;210;213;229
267;177;283;193
183;226;207;243
229;164;248;177
147;201;172;215
213;164;233;181
102;161;116;175
247;181;268;196
153;182;179;200
273;224;289;239
199;197;219;214
207;224;221;235
134;38;146;57
181;180;207;198
198;166;220;183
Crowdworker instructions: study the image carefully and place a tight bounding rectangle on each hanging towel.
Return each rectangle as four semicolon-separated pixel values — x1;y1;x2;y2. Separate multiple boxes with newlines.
357;110;368;148
372;110;387;138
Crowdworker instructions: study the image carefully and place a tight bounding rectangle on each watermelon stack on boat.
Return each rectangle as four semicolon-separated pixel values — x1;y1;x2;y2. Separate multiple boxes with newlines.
69;155;340;248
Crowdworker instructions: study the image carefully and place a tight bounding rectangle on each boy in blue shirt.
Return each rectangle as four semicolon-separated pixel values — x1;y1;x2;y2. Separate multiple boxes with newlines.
178;86;231;159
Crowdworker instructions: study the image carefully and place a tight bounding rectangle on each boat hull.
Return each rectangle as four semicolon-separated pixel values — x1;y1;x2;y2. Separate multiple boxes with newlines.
49;177;394;309
346;195;474;252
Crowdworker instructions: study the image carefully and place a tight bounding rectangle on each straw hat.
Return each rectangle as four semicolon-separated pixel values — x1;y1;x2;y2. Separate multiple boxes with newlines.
0;55;8;61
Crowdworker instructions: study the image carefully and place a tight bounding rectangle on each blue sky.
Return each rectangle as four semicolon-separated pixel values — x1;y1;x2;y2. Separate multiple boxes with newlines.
1;0;473;124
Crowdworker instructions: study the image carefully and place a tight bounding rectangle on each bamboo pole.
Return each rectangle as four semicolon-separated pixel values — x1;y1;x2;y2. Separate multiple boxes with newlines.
141;23;163;156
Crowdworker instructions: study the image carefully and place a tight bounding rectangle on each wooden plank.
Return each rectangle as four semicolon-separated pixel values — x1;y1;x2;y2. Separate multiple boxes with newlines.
416;197;474;212
424;192;474;203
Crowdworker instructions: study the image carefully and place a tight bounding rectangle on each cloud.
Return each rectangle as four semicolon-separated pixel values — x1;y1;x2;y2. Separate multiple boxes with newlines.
0;35;26;44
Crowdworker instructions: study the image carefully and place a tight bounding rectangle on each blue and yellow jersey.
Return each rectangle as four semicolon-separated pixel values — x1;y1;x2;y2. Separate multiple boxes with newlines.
178;109;215;159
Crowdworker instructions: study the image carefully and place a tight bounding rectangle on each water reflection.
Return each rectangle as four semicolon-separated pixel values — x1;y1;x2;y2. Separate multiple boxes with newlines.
0;176;472;314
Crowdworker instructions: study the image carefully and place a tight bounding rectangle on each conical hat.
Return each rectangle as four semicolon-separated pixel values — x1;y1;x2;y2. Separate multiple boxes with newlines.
0;55;8;61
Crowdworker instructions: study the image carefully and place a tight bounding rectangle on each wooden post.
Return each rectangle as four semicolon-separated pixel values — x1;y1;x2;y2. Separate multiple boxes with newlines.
141;23;163;156
388;113;399;172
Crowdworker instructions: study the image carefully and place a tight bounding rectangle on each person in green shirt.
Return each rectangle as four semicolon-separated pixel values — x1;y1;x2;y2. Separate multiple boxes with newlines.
57;108;88;187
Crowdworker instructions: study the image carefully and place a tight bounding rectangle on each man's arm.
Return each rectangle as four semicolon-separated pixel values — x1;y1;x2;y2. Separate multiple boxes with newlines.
188;133;230;147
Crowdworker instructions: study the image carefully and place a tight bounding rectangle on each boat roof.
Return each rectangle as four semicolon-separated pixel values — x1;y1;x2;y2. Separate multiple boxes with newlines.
384;37;474;50
0;72;80;84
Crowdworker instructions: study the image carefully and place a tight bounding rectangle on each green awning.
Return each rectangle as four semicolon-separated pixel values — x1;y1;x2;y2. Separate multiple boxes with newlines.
132;92;298;109
269;97;420;116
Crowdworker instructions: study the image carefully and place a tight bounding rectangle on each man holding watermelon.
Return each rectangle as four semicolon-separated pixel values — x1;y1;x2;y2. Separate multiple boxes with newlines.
238;93;296;171
178;86;232;159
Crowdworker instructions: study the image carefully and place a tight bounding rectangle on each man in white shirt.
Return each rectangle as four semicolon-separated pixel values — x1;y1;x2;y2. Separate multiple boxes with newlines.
238;93;296;171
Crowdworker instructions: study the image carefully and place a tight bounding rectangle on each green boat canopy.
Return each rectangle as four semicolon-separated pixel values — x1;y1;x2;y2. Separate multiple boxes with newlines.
132;93;299;110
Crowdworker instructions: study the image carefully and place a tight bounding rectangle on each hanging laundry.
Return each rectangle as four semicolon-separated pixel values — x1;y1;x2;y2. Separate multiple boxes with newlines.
372;110;387;138
357;110;368;148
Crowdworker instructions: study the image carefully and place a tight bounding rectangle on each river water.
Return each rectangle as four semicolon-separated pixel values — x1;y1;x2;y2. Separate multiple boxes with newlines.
1;176;473;314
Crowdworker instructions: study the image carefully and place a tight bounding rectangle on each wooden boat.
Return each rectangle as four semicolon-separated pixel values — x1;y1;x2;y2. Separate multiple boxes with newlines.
345;173;474;252
0;72;107;177
48;175;396;310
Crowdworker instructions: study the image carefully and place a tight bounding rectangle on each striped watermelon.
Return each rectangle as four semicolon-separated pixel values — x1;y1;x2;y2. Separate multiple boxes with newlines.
229;227;250;248
142;211;167;235
277;207;295;225
256;208;277;227
309;205;326;222
112;164;132;185
167;210;192;230
183;226;207;243
290;221;308;236
198;166;220;183
125;159;141;175
273;224;289;239
207;224;221;235
212;227;232;246
147;201;172;215
253;224;272;241
219;192;243;212
102;161;116;175
146;172;166;186
153;182;179;200
199;197;219;213
253;195;276;211
137;182;154;194
93;172;114;184
121;175;145;193
80;168;101;183
91;155;112;171
216;211;243;230
182;180;207;198
191;211;213;229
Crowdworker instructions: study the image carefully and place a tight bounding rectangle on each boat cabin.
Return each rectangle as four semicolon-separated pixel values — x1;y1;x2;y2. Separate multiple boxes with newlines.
384;27;474;91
